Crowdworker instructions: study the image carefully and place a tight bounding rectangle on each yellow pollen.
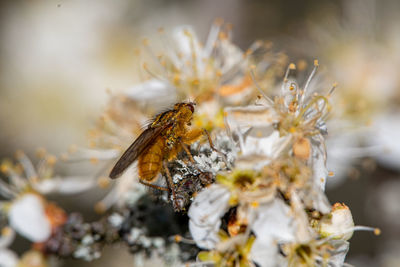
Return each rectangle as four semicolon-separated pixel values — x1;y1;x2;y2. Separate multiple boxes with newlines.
332;202;349;210
90;158;99;165
314;59;319;66
183;29;191;36
89;141;96;148
251;201;259;208
87;129;99;138
134;48;141;56
289;63;296;70
36;148;47;158
297;59;307;71
328;171;334;177
374;228;381;235
46;155;57;165
289;127;296;133
68;144;78;154
218;32;228;40
30;176;39;183
173;74;181;83
174;235;182;242
311;210;320;218
97;176;110;189
1;226;12;236
244;49;253;57
142;38;149;46
1;163;9;173
214;17;224;26
94;202;106;214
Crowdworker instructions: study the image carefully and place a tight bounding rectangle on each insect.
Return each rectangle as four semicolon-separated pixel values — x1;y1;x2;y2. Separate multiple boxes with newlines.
109;102;208;205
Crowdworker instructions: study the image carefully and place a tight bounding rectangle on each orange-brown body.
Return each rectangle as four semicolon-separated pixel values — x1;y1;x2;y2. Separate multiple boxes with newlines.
138;120;203;182
138;136;165;182
110;102;203;184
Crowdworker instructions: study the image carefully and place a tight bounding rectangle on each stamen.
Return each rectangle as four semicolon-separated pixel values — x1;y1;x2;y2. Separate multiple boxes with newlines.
300;59;319;105
328;82;338;97
284;63;296;82
171;234;196;244
204;20;222;56
16;152;38;183
249;66;274;105
0;179;17;198
142;63;169;82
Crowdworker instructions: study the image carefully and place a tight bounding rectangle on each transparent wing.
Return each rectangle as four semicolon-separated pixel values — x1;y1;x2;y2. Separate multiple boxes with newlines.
109;126;165;179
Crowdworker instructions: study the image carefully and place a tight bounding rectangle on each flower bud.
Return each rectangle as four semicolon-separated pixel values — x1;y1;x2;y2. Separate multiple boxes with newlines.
319;203;354;240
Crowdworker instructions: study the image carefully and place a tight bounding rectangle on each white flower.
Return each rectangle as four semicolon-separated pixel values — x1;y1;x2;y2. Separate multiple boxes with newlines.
133;22;282;112
225;61;332;190
0;153;73;242
188;183;296;252
138;23;251;102
0;151;96;197
8;194;51;242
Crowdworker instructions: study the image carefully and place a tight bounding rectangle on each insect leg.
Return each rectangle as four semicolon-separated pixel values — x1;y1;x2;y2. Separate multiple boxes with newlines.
203;129;229;165
162;161;178;207
180;141;195;163
139;179;169;191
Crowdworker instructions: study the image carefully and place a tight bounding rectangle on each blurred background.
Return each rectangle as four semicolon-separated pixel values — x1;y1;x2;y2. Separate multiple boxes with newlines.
1;0;399;266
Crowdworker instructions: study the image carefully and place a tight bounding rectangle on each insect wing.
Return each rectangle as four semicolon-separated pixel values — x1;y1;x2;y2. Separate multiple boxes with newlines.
109;126;165;179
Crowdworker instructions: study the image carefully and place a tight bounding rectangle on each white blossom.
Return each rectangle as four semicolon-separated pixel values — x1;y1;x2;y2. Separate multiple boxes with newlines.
8;194;51;242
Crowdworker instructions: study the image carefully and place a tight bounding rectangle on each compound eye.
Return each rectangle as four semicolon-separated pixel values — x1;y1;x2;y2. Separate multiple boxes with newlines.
187;103;195;113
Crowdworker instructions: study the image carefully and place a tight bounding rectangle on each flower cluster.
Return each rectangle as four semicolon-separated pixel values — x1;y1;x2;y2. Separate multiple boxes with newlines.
0;22;379;267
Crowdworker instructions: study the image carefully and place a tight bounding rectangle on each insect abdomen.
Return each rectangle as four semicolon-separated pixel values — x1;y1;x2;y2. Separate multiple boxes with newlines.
138;136;165;182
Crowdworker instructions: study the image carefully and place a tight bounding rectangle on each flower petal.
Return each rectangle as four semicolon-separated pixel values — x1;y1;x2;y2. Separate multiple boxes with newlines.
188;185;231;249
250;237;279;267
224;105;276;133
251;199;296;244
34;176;96;194
124;79;176;107
9;194;51;242
328;240;350;267
311;135;328;190
0;227;15;248
0;249;18;267
368;112;400;171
